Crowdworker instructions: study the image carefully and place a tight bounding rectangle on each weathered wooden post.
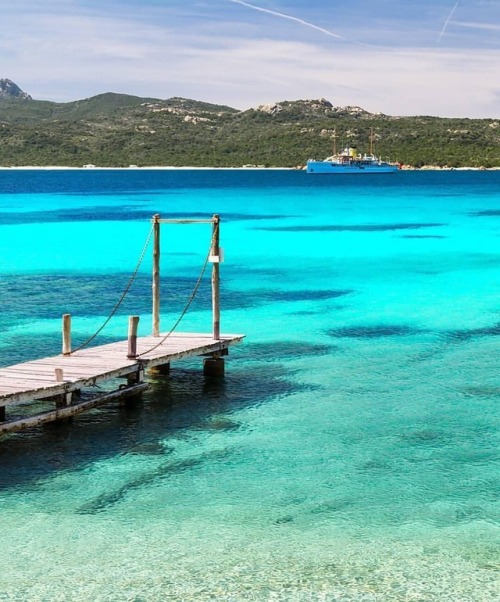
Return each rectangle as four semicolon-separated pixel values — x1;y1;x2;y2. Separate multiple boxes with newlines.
152;213;161;337
62;314;71;355
203;353;225;377
204;214;224;377
127;315;143;387
54;368;72;408
127;315;140;359
211;214;220;341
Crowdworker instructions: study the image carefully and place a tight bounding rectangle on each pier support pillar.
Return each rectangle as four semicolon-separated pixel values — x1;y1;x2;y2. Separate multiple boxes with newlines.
149;363;170;376
203;357;225;378
0;406;5;422
127;368;144;386
55;392;73;409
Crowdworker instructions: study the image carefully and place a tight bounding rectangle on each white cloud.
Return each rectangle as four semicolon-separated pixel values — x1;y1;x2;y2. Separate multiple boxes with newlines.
1;1;499;117
452;19;500;33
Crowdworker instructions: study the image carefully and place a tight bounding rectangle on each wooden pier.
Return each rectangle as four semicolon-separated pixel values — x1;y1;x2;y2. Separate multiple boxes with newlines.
0;214;245;435
0;331;243;435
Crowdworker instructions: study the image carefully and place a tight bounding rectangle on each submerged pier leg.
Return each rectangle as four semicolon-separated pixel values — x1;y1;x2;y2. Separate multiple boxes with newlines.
127;367;145;387
55;392;73;409
148;362;170;376
123;367;147;406
203;356;225;378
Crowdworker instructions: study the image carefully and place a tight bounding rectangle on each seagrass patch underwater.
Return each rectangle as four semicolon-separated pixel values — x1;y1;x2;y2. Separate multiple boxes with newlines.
0;169;498;601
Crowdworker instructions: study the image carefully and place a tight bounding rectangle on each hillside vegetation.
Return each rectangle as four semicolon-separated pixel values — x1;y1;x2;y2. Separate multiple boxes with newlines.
1;93;499;168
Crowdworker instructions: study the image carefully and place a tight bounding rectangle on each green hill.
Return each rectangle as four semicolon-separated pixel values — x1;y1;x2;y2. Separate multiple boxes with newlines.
0;92;499;168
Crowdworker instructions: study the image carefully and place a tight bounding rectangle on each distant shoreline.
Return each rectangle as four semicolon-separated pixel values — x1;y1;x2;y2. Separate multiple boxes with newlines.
0;165;499;171
0;165;295;171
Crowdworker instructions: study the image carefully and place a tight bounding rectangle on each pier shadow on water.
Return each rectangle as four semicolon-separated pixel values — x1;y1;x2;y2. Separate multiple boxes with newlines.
0;359;315;491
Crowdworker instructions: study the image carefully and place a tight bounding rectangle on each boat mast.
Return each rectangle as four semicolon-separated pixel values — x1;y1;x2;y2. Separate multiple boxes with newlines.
332;128;337;156
369;127;374;155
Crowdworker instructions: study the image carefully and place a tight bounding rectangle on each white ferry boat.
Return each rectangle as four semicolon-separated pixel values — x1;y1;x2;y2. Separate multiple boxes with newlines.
306;130;399;174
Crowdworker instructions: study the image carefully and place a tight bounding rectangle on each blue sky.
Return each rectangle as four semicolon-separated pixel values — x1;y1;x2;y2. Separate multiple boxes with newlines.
2;0;500;117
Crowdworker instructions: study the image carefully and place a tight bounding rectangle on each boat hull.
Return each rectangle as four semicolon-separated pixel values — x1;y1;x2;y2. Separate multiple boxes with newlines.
306;161;399;174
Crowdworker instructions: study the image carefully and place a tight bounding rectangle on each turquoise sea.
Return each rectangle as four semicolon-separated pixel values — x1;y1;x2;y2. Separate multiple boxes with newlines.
0;168;498;601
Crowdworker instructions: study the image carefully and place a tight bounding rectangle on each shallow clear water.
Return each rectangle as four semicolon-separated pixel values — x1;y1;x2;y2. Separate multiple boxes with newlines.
0;169;498;601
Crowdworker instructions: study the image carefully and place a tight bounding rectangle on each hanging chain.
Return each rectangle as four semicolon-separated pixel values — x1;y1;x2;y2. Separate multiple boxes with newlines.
136;220;219;357
71;223;154;353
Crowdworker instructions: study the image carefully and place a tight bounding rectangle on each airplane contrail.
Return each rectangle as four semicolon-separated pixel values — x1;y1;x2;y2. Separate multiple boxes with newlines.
438;1;460;43
228;0;349;43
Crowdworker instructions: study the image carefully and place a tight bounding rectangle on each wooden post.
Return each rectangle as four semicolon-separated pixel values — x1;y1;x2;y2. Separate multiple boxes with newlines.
148;362;170;376
203;356;225;377
62;314;71;355
56;392;72;408
127;315;140;359
54;368;72;408
0;406;5;422
127;368;144;386
211;214;220;340
152;214;161;336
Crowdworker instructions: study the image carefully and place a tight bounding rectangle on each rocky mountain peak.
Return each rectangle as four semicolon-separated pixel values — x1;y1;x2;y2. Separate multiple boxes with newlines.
253;98;377;119
0;79;32;100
